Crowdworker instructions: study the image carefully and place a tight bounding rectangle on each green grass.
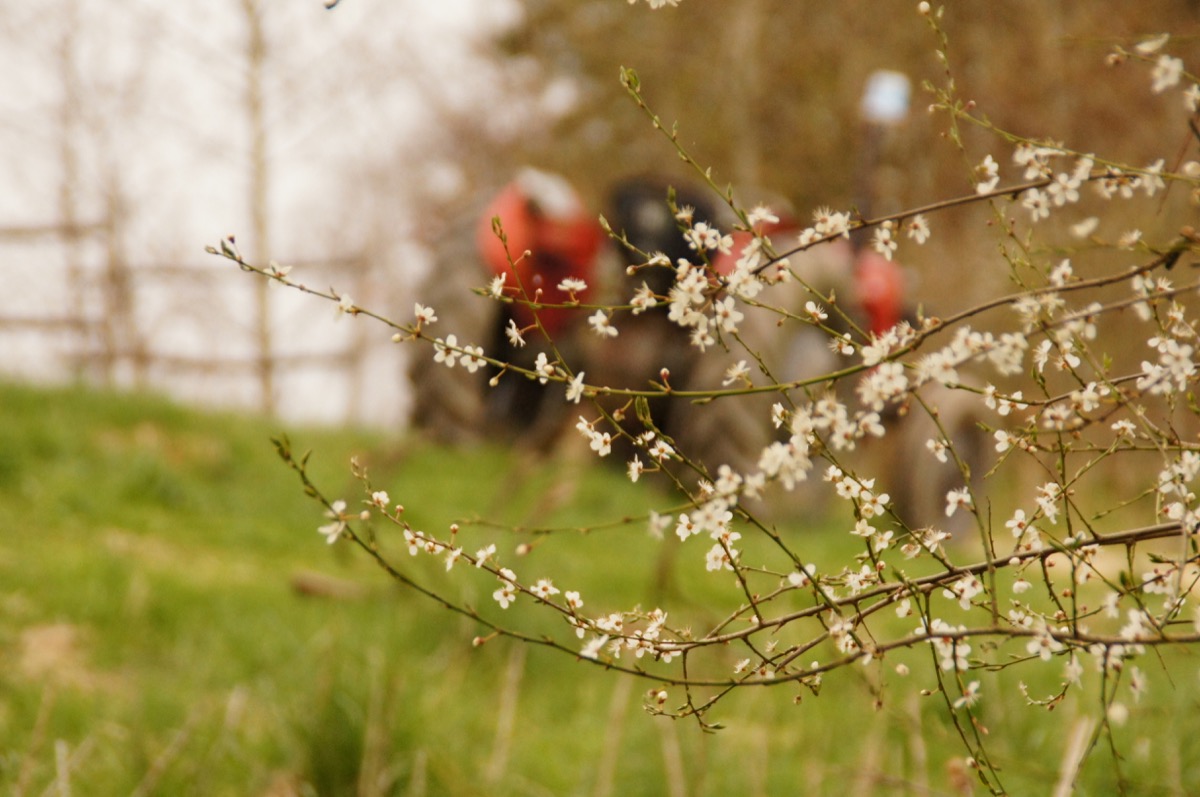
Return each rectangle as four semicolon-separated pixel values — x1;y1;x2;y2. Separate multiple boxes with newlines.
2;380;1199;795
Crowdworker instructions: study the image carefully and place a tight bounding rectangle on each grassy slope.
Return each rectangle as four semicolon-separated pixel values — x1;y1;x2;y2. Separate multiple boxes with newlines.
1;381;1197;796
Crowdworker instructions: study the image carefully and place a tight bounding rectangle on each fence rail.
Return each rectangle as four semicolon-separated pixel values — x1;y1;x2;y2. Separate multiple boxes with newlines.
0;216;406;427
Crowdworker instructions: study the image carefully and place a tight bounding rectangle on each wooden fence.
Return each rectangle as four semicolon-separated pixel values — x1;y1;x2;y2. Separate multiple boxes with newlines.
0;217;407;427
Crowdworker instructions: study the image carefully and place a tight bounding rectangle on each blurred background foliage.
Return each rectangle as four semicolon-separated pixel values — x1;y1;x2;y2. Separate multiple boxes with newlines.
488;1;1195;206
422;0;1200;311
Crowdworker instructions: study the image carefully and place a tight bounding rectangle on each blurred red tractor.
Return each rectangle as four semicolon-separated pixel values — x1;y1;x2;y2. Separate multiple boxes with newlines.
408;168;605;448
409;155;986;533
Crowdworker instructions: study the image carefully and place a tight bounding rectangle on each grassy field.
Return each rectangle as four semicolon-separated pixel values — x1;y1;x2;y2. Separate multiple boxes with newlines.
1;380;1199;796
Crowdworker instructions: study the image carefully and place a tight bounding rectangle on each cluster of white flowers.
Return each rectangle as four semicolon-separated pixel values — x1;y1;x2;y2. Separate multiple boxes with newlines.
493;568;518;609
856;361;907;412
432;334;487;373
345;509;592;618
858;322;916;367
827;613;861;655
866;217;930;261
1034;481;1063;525
674;484;741;573
1156;451;1200;528
683;221;733;255
402;525;467;571
629;281;659;314
575;416;613;456
1025;619;1065;662
974;140;1171;231
798;206;852;246
944;573;984;610
1004;509;1042;552
578;607;677;663
825;466;890;527
983;384;1027;416
919;618;971;671
1140;563;1192;613
726;231;793;300
663;222;757;351
1138;335;1197;396
1130;273;1174;321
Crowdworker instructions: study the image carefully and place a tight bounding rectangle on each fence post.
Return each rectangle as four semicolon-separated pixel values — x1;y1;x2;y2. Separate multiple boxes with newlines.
244;0;275;415
101;188;146;386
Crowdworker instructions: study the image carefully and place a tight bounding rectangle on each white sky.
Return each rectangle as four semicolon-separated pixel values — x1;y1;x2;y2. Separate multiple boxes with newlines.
0;0;532;426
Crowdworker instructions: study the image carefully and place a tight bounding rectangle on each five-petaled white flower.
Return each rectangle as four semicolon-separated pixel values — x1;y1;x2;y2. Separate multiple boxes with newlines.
266;260;292;286
747;204;779;226
433;335;460;367
1006;509;1031;538
566;371;586;404
534;351;556;384
685;221;733;253
712;296;744;334
630;282;659;314
812;206;851;238
474;543;496;567
905;214;930;244
580;635;609;660
557;277;588;295
318;500;348;544
1022;188;1050;221
723;360;750;386
505;318;526;347
1026;622;1063;661
945;487;973;517
414;303;437;325
588;310;618;338
647;437;675;461
531;578;560;601
953;681;981;710
461;344;486;373
871;223;898;261
489;273;507;298
1152;54;1184;93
